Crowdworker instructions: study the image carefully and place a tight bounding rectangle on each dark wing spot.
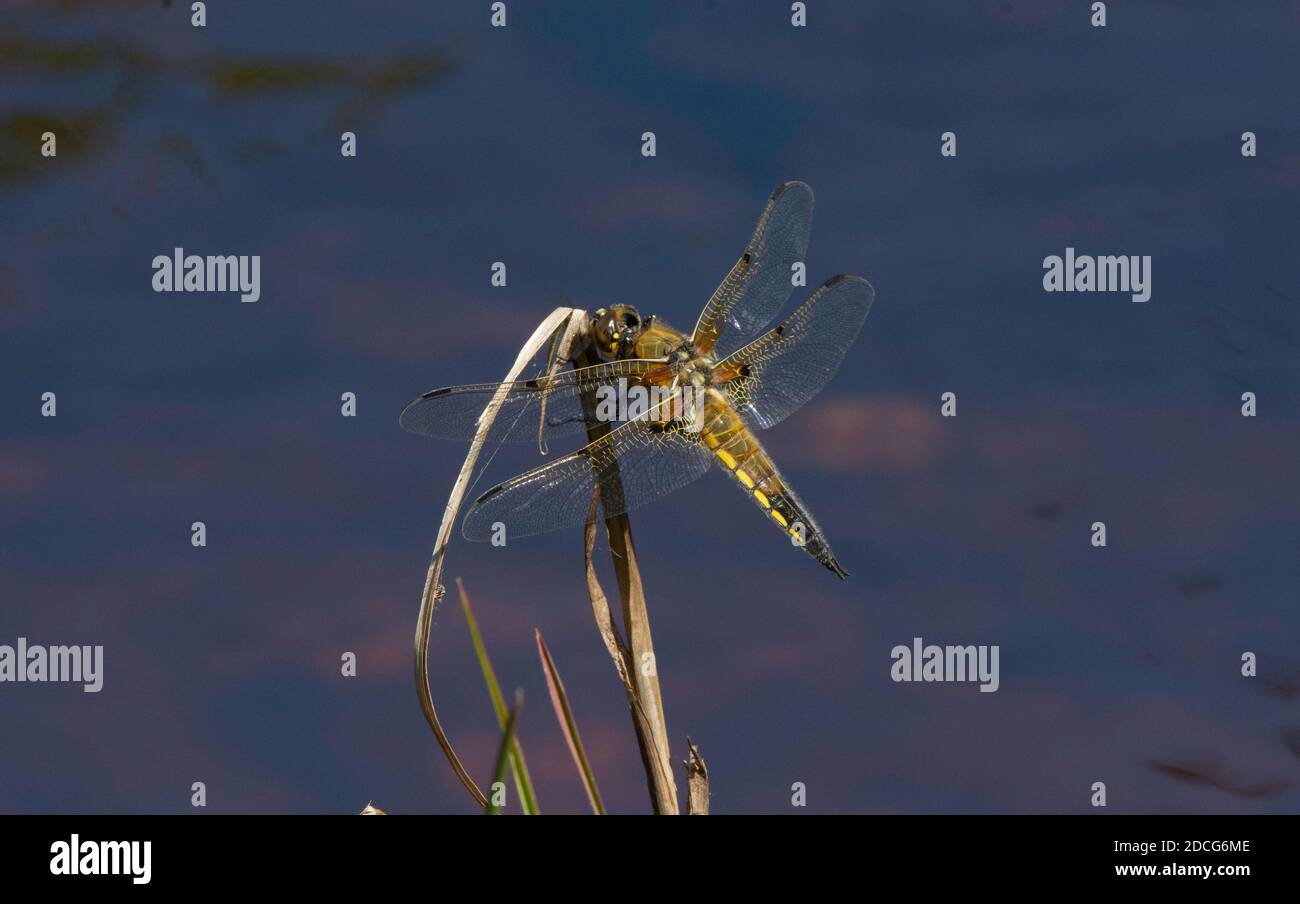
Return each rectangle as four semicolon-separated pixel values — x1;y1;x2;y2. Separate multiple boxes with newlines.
422;387;453;399
475;484;506;504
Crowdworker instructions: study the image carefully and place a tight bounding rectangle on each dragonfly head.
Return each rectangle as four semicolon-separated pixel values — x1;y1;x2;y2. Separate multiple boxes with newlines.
590;304;643;359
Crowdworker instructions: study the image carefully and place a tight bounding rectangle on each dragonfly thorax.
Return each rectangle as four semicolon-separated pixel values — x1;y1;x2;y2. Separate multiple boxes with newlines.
671;346;717;388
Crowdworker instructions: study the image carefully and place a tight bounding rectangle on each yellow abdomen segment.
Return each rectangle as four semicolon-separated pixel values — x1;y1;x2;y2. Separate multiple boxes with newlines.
701;392;801;541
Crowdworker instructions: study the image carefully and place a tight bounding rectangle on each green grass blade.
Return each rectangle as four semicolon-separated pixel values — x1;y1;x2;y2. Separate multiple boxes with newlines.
458;578;540;815
485;691;522;816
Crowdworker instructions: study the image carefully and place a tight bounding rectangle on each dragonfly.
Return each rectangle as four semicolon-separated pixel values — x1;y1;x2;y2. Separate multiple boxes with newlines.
401;181;874;578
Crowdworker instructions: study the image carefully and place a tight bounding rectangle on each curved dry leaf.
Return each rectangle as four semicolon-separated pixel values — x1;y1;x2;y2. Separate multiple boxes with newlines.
413;306;583;808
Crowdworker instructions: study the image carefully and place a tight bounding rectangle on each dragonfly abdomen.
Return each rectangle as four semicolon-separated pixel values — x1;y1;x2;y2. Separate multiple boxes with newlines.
701;395;848;579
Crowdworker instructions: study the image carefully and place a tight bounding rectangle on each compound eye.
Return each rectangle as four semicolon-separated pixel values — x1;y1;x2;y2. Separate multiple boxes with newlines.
620;312;639;330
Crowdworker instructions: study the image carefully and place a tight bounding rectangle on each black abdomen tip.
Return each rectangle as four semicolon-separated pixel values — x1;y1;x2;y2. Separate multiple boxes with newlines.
822;557;850;580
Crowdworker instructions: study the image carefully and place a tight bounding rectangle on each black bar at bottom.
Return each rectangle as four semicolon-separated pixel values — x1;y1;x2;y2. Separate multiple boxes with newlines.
0;815;1288;890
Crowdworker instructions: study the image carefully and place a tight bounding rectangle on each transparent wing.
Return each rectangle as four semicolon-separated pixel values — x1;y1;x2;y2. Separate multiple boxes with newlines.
399;358;667;444
462;402;713;540
691;181;814;360
716;275;874;430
